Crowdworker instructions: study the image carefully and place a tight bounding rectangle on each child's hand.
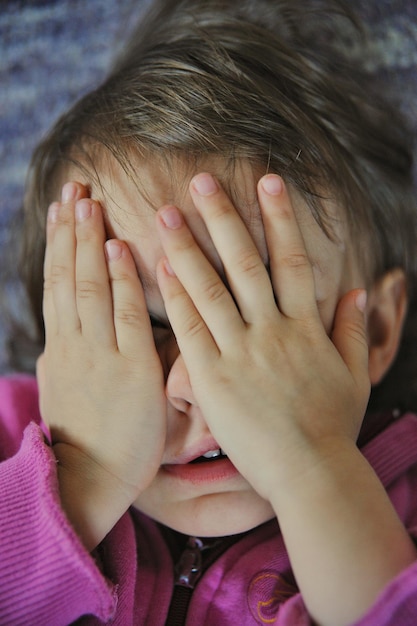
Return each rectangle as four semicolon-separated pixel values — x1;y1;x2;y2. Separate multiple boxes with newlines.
156;174;417;625
155;173;370;502
37;182;166;549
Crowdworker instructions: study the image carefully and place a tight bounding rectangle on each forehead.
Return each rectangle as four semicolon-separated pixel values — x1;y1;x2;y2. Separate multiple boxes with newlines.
69;153;358;323
87;153;347;244
92;155;270;268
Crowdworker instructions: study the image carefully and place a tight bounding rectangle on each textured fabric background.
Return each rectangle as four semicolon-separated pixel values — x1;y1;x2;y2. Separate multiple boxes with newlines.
0;0;149;243
0;0;416;371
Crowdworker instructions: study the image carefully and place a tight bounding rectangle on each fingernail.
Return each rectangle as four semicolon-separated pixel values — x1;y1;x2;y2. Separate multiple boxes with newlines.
105;240;123;261
355;290;367;313
160;206;183;229
61;182;78;203
47;202;60;223
261;175;283;195
75;199;92;221
163;258;176;276
192;173;218;196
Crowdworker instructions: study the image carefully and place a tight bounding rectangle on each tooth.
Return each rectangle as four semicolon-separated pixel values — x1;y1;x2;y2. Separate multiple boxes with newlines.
203;449;222;459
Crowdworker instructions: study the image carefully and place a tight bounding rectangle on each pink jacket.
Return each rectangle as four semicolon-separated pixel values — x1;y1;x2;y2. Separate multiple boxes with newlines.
1;374;417;625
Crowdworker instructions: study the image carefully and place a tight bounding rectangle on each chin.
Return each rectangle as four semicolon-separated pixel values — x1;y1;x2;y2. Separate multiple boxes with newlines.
135;490;276;538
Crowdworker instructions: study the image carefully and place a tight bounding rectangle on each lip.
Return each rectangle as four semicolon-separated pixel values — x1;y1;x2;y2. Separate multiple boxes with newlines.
162;457;239;485
166;437;224;466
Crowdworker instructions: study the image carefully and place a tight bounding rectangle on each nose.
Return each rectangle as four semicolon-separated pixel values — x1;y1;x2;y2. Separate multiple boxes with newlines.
165;352;198;413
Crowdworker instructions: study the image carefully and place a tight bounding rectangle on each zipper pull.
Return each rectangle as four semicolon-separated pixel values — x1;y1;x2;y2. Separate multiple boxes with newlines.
175;537;204;589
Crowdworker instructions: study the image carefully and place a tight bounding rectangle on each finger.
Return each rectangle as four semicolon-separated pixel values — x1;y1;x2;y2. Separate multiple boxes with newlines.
331;289;370;400
189;173;276;323
46;183;89;335
156;205;244;348
105;239;157;360
258;175;318;320
74;198;115;345
43;202;62;340
156;256;219;367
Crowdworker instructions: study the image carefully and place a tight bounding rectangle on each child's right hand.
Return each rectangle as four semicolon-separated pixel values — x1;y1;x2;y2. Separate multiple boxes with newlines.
37;182;166;550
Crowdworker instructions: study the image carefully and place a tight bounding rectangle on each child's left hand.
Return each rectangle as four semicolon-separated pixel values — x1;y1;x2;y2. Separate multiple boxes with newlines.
156;172;417;626
155;173;370;502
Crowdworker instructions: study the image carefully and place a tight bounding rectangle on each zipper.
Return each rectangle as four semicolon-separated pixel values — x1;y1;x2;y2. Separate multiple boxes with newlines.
157;518;279;625
164;535;236;626
175;537;206;588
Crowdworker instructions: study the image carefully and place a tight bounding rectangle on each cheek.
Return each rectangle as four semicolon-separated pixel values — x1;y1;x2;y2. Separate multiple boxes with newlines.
316;295;339;335
310;256;348;333
153;330;178;381
313;251;365;335
312;263;336;304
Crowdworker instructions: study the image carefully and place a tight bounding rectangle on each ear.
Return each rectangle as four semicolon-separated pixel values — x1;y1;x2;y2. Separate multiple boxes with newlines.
367;269;408;385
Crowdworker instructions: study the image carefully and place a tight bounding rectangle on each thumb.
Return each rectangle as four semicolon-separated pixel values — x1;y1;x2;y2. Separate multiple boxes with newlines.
331;289;370;395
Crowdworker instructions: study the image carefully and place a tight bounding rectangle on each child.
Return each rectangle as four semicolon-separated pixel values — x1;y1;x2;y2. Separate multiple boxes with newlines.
1;0;417;624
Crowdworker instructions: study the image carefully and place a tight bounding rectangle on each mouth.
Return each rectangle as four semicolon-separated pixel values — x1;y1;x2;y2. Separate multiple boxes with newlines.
162;448;238;484
189;448;228;464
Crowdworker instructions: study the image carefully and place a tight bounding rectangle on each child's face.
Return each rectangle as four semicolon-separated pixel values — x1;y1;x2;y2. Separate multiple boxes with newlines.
81;156;365;537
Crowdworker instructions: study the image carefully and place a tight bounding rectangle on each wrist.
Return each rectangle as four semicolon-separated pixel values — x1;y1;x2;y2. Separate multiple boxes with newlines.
267;438;417;626
53;443;138;550
260;433;357;506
